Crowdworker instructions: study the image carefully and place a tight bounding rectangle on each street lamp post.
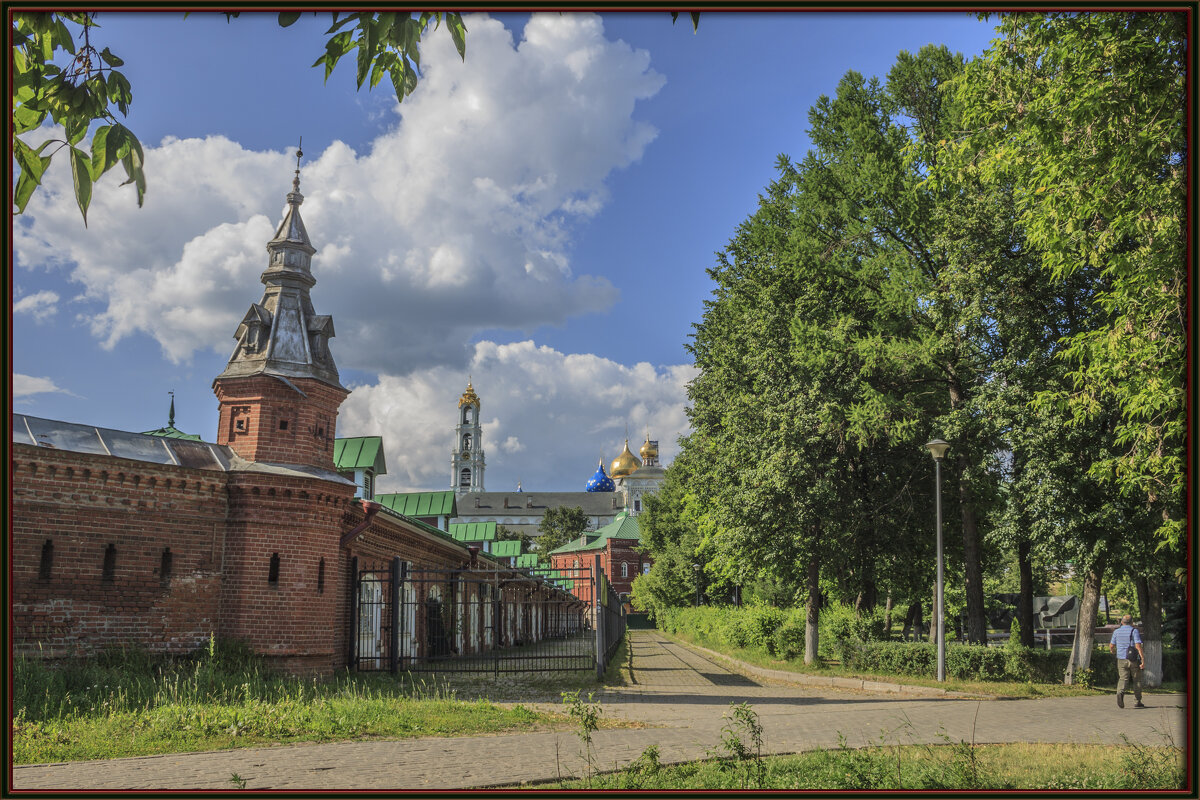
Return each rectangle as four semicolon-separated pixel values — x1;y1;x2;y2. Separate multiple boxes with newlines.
692;563;701;607
925;439;950;683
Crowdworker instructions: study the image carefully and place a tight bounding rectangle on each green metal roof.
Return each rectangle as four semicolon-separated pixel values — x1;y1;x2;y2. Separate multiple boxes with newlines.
142;425;202;441
490;539;522;558
516;553;539;568
548;511;641;555
375;491;456;517
449;521;497;542
333;436;387;474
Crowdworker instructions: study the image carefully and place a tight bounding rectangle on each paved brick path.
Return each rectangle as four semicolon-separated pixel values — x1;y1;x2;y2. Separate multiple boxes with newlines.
12;630;1186;790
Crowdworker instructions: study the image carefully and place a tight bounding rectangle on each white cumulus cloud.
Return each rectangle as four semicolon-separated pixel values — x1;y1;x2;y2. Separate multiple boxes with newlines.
13;290;60;322
14;13;664;377
337;340;696;493
14;374;78;398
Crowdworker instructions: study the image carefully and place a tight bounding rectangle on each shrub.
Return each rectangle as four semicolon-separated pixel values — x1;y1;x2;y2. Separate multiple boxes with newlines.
772;618;806;660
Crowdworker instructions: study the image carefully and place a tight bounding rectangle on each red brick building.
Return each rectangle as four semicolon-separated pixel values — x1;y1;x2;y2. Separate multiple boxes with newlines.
10;171;583;673
547;512;650;610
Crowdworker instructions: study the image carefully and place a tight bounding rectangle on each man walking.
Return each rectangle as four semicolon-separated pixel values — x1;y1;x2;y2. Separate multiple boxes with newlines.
1109;614;1145;709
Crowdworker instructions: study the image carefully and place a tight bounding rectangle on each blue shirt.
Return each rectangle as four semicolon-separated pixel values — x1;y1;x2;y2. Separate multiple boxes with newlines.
1111;624;1142;660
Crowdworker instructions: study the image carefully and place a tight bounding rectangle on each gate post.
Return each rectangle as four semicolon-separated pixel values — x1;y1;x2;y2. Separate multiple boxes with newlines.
348;556;359;670
595;564;605;680
390;557;401;674
397;560;409;670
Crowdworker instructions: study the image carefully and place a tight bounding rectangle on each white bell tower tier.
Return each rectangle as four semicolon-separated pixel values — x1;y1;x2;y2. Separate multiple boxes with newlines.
451;381;485;494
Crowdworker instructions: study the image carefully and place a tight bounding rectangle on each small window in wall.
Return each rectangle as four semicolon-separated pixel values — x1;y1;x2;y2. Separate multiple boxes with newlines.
317;558;326;594
278;419;289;430
634;498;641;512
459;468;472;489
363;473;374;500
102;543;117;581
268;553;280;585
462;433;472;451
621;562;629;578
39;540;53;579
643;563;651;575
160;548;173;585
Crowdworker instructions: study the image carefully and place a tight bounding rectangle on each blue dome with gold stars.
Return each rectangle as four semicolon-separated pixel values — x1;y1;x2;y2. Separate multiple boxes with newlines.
585;460;616;492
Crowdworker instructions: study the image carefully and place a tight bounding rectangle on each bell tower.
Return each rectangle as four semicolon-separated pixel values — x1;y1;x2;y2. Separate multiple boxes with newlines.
212;146;348;469
450;381;485;494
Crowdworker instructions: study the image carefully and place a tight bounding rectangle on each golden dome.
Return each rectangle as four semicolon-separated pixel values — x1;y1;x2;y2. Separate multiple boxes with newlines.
639;435;658;461
458;381;480;408
610;439;642;478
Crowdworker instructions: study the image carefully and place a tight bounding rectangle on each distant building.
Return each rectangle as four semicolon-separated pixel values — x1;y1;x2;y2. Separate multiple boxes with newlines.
547;511;650;607
447;386;667;542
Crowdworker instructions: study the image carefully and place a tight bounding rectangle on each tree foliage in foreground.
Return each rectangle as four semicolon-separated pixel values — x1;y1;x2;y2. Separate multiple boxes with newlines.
11;11;466;222
949;12;1187;553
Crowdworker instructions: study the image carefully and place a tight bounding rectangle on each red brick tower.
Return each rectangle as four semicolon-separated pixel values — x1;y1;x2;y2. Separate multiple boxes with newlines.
212;151;347;470
214;150;357;672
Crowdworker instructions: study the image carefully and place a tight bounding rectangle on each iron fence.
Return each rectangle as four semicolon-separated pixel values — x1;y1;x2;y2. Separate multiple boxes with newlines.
352;561;603;674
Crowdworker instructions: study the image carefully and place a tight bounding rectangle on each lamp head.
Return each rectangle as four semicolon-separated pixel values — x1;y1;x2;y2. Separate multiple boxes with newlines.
925;439;950;460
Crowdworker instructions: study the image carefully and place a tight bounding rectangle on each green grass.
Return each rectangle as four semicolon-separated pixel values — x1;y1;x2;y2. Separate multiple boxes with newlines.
657;629;1173;699
13;638;625;765
532;741;1186;790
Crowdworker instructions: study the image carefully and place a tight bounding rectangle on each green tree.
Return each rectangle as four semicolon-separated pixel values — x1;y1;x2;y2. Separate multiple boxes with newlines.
536;506;588;556
12;11;467;221
631;445;709;618
951;12;1187;553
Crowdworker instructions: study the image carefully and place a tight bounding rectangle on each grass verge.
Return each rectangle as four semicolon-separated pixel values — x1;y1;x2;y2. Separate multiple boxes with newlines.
13;637;637;764
531;741;1186;790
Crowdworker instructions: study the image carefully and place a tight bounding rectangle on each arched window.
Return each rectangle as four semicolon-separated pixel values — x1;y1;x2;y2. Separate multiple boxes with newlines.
459;468;472;489
462;406;474;425
462;433;472;451
621;562;629;578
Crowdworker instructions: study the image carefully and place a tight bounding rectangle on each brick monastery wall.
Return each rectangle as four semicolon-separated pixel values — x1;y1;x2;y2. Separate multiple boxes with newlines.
218;471;357;674
11;443;228;659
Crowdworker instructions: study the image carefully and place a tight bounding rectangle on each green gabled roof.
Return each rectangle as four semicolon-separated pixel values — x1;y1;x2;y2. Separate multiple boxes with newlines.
333;436;387;474
142;425;202;441
548;512;641;556
491;539;522;558
516;553;539;568
449;521;496;542
375;491;456;517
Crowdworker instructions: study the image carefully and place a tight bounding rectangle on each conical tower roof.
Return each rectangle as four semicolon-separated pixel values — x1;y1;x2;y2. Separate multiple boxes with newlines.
214;146;344;391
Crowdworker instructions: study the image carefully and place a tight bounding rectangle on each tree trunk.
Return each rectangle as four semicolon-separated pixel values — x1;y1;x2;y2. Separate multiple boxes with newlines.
901;600;922;642
1136;575;1164;688
804;553;821;665
955;453;987;645
1064;555;1105;684
1017;539;1036;647
883;593;893;641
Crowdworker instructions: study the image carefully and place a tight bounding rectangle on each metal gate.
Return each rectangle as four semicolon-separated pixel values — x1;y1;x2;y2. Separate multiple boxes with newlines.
352;562;600;674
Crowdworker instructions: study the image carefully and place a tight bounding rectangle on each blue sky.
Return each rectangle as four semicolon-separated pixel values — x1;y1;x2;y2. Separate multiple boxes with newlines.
13;11;1001;492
